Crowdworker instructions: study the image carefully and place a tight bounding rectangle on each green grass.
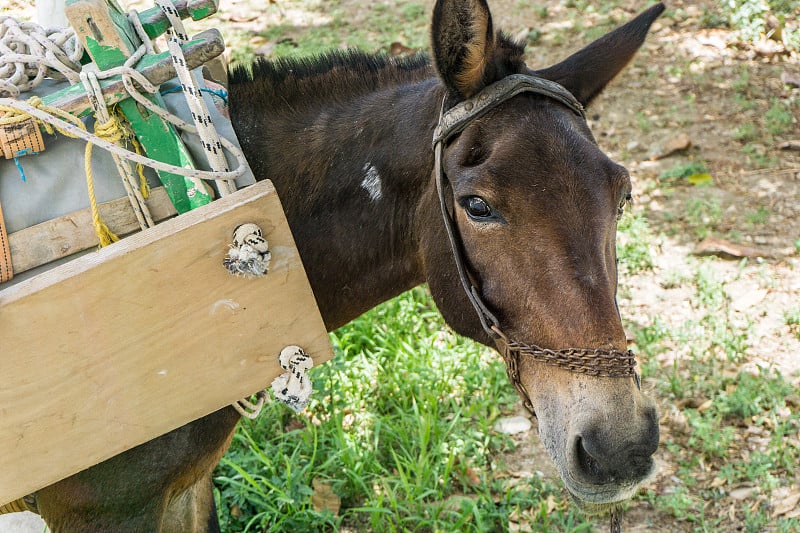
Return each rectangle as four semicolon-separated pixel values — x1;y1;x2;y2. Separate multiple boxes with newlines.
745;205;771;226
765;99;793;137
685;195;722;239
786;307;800;340
243;0;429;61
717;0;800;52
616;211;656;274
659;161;708;183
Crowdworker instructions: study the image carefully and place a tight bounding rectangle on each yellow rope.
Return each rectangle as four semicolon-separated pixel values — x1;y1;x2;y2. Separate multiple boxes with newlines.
87;114;123;246
0;96;84;138
123;120;150;199
0;97;151;247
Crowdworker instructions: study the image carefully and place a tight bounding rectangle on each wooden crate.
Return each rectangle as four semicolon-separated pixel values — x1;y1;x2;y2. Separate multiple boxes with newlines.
0;180;332;505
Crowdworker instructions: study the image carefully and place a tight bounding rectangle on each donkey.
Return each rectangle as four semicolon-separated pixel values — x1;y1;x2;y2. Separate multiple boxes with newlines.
32;1;664;530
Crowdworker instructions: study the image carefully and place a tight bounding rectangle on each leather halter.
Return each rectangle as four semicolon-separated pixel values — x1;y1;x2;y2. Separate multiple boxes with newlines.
431;74;638;414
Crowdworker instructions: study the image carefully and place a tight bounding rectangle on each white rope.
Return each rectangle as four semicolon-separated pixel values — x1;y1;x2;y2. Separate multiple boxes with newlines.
233;346;316;419
127;9;157;55
223;223;271;277
154;0;236;196
0;13;249;186
80;70;155;230
0;97;249;182
232;390;268;419
0;16;83;97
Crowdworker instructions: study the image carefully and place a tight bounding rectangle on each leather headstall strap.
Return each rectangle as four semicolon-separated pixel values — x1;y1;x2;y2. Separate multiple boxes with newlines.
432;74;638;416
0;197;13;283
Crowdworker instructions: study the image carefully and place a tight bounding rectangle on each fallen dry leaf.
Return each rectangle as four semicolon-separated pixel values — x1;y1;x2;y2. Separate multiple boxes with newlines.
710;476;726;489
693;237;773;260
649;132;691;160
778;140;800;151
545;494;559;513
311;478;341;515
773;490;800;517
729;486;759;501
388;41;415;55
697;399;714;413
465;466;481;486
754;38;784;58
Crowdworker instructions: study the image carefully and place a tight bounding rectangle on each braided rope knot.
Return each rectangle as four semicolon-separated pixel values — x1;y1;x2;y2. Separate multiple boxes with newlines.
271;346;314;413
223;223;271;278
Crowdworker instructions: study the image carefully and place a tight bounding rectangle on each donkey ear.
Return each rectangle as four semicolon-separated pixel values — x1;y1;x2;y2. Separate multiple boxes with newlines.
431;0;496;100
533;3;665;107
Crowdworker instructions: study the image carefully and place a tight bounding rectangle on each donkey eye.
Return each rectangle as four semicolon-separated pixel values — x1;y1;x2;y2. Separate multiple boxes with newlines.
462;196;493;220
617;193;632;220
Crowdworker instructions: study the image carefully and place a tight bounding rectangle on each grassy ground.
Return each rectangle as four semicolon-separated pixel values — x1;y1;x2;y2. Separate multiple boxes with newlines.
214;288;593;532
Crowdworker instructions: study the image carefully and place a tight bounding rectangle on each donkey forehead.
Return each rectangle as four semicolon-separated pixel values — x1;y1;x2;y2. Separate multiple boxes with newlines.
445;97;629;198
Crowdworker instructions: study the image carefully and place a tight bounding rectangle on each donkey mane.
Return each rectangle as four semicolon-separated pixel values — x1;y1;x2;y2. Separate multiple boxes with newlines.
228;50;434;106
228;32;526;104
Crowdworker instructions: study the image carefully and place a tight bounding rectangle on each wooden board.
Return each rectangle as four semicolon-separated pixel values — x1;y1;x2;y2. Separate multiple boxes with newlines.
8;186;177;275
0;180;332;506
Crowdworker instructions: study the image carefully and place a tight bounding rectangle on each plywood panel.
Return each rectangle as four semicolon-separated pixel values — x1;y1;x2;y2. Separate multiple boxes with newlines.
0;180;332;505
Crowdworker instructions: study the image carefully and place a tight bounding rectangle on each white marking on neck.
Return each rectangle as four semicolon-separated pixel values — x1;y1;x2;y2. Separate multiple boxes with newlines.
361;162;382;201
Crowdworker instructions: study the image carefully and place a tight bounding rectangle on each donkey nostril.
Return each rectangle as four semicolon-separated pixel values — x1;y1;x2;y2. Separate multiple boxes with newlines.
575;437;605;480
573;432;656;485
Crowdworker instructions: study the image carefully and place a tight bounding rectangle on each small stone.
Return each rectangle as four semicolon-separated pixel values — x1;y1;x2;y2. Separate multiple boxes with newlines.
730;486;759;501
494;416;532;435
649;133;692;160
781;71;800;88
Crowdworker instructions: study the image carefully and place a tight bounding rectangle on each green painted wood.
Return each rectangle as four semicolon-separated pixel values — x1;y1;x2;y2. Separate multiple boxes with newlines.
137;0;219;39
65;0;213;213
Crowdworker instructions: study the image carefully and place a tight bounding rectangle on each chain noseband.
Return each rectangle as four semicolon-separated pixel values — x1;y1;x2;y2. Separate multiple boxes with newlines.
432;74;638;415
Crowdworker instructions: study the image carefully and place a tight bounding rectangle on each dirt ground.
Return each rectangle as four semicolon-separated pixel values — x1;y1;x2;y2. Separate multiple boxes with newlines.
3;0;798;531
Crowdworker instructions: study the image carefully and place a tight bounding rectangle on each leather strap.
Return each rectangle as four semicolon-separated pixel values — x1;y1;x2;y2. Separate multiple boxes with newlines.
431;74;636;416
0;198;13;284
433;74;585;148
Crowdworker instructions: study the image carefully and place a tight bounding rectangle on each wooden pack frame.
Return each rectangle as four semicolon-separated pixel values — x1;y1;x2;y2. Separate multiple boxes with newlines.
0;180;333;506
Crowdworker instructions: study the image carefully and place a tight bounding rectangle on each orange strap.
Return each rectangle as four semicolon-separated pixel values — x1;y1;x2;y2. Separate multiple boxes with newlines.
0;198;13;283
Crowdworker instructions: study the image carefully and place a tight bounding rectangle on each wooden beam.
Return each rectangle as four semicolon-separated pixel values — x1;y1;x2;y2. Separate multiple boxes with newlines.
66;0;213;213
41;29;226;119
137;0;220;39
8;186;177;275
0;180;332;506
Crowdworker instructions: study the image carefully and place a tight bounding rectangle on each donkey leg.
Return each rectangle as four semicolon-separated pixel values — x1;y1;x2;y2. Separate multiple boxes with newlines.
160;473;221;533
35;407;239;533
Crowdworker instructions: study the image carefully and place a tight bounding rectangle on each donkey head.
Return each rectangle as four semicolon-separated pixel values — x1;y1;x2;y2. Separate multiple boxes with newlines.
420;0;664;511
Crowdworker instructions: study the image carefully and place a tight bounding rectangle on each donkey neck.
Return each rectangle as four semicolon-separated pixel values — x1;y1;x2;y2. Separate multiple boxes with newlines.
229;63;445;330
